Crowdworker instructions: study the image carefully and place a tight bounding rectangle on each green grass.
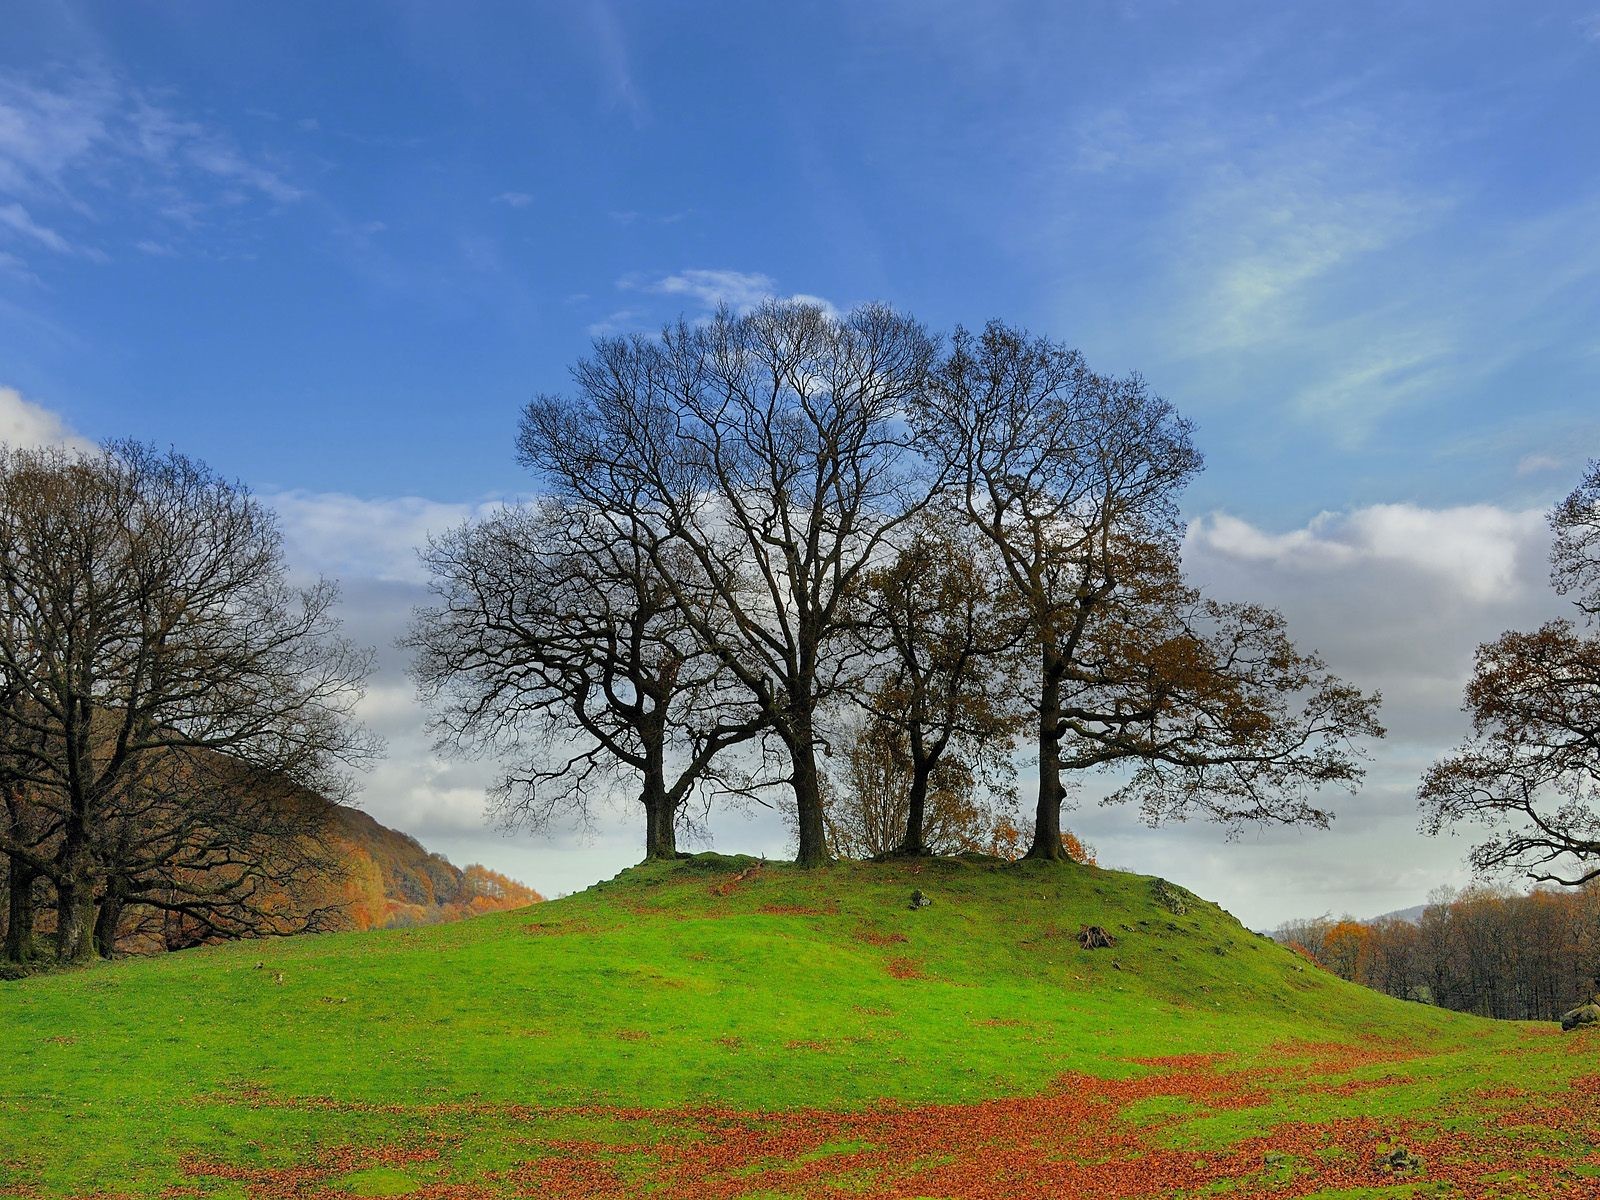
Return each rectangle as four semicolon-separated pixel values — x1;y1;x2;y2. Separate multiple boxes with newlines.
1;855;1594;1197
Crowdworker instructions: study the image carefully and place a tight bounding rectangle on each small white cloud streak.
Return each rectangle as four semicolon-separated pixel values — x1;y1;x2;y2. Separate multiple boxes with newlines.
0;201;74;254
586;0;646;124
619;269;842;321
1517;453;1565;477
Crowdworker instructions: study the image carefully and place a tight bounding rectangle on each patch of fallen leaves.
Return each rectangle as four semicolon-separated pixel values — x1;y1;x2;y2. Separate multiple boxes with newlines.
182;1040;1600;1200
855;927;909;947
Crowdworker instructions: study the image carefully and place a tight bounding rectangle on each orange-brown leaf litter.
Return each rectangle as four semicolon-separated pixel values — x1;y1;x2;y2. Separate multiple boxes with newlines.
174;1039;1600;1200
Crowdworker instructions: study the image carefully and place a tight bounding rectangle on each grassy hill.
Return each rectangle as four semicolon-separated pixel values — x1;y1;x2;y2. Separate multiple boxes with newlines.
2;854;1596;1198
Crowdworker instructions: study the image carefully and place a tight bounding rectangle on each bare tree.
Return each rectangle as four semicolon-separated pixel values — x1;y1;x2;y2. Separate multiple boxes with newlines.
1421;461;1600;887
408;500;764;860
0;442;374;962
853;508;1025;855
519;302;938;867
917;322;1384;860
1551;459;1600;617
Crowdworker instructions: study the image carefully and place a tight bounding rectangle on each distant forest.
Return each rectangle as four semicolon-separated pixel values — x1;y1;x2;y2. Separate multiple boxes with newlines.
1275;885;1600;1022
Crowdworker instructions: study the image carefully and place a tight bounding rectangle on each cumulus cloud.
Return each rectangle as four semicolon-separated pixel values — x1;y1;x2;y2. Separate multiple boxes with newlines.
0;385;93;451
1189;504;1547;603
269;490;509;586
1092;500;1574;926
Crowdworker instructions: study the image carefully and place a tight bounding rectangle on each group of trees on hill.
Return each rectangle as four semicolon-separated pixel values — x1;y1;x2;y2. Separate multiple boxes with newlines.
5;302;1598;974
0;443;376;965
1277;883;1600;1021
410;303;1386;868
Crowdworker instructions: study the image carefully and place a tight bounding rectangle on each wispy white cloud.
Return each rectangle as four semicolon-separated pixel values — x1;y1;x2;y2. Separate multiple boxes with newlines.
0;67;305;272
586;0;646;124
0;201;75;254
1056;62;1600;450
635;268;778;311
493;191;534;208
608;208;689;226
585;308;644;337
1516;452;1565;477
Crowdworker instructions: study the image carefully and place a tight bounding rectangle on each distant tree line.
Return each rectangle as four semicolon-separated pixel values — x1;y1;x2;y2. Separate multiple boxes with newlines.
410;303;1385;868
1275;884;1600;1021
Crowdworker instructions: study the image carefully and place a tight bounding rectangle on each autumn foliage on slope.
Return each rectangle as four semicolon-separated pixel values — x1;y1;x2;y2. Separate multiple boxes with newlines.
316;804;543;932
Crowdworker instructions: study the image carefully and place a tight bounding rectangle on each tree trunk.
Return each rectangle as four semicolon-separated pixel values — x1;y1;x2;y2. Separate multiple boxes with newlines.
3;859;37;963
896;759;932;857
93;887;124;959
54;875;96;963
1025;655;1069;861
641;778;678;861
54;834;97;963
791;716;830;868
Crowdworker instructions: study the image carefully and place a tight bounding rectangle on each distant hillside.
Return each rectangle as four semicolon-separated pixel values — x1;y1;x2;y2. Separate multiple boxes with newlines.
318;803;544;932
1370;902;1427;924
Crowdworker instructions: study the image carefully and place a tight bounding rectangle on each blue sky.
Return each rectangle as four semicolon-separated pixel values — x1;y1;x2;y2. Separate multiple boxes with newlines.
3;2;1599;924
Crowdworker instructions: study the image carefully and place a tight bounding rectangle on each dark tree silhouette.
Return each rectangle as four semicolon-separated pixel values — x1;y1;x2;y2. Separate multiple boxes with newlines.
0;442;374;962
853;508;1025;855
408;500;765;860
519;302;938;867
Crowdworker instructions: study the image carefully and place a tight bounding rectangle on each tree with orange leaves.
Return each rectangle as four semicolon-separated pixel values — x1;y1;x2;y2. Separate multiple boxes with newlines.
1321;920;1372;983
